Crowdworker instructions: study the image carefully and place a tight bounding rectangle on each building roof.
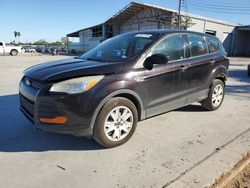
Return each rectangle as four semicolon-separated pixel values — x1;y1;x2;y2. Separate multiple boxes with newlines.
123;2;235;26
235;25;250;30
67;2;236;37
67;23;103;37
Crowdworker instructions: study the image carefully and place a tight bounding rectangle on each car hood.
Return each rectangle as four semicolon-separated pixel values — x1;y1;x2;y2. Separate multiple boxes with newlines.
24;58;123;82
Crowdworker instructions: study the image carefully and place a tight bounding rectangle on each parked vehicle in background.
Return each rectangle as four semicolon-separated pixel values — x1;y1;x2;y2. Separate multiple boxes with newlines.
0;41;22;56
19;30;229;148
35;46;45;53
21;45;37;53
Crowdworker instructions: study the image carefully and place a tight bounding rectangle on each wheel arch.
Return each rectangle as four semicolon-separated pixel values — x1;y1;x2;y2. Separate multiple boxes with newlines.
209;65;228;86
215;74;226;84
10;49;18;55
89;89;145;132
114;93;143;120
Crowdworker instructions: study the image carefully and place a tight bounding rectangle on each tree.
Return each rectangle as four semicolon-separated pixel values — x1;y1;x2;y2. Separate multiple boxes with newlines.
14;31;21;43
50;41;63;46
14;31;21;38
60;37;68;44
33;39;48;45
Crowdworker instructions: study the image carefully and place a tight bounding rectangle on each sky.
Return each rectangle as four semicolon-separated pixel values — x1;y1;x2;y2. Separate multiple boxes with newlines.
1;0;249;43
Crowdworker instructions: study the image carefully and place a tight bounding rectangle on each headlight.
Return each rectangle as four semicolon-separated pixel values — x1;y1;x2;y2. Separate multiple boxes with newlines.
49;75;104;94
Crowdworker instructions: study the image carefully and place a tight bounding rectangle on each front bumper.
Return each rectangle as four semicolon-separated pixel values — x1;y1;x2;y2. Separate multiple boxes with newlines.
19;76;98;137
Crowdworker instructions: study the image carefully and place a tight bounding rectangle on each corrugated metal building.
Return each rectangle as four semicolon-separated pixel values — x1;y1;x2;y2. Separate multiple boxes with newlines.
67;2;235;55
231;25;250;56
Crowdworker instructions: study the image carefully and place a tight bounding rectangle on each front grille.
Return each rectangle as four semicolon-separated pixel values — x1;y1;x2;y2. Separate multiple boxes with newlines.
20;94;35;119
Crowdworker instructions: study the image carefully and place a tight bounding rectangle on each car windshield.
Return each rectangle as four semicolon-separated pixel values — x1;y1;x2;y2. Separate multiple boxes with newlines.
80;33;159;62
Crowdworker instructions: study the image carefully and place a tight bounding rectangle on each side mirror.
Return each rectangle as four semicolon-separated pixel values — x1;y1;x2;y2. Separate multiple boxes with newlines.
143;54;168;70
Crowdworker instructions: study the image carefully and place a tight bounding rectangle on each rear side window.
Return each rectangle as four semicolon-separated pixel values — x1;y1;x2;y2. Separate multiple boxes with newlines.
188;34;208;57
207;37;219;53
152;34;185;61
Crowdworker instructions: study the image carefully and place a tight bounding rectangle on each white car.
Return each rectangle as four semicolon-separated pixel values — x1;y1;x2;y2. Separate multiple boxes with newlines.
0;41;22;56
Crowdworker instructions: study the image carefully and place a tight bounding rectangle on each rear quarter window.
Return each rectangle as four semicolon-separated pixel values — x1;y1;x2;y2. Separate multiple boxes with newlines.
207;37;219;53
188;34;209;57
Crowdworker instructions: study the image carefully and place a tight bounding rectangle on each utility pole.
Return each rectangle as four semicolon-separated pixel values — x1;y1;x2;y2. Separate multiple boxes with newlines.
178;0;182;30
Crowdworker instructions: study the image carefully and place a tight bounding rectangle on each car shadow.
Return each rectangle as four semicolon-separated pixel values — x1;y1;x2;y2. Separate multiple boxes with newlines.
226;69;250;99
228;69;250;84
0;94;102;152
175;104;207;112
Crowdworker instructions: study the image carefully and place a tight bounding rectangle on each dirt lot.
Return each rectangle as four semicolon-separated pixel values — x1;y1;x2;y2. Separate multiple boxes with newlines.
0;54;249;188
209;153;250;188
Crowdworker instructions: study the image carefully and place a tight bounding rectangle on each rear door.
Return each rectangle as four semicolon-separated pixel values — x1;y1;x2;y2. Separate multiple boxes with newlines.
185;34;214;103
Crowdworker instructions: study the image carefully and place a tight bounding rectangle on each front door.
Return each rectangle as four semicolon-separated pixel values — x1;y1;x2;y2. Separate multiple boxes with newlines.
144;34;188;117
0;42;4;54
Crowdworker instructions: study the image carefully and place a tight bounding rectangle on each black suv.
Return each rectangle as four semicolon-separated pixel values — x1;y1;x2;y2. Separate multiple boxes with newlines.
19;30;229;148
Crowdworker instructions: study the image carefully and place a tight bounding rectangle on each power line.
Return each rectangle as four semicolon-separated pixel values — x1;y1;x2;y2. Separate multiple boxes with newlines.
187;4;250;14
187;0;250;6
187;4;250;12
187;1;250;10
186;0;250;14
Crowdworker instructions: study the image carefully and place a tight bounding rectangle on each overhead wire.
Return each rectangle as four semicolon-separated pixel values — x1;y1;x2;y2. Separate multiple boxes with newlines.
186;0;250;14
187;0;250;7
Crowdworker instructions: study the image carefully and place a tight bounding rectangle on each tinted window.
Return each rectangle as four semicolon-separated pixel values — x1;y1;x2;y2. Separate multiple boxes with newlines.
207;37;219;53
188;34;208;57
152;34;185;61
0;42;3;46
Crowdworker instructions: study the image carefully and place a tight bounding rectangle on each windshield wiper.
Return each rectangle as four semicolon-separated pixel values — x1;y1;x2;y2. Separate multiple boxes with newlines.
85;57;107;62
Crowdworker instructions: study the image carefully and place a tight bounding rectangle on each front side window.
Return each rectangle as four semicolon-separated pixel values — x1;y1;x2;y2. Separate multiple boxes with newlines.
0;42;3;46
151;34;185;61
207;37;219;53
188;34;208;57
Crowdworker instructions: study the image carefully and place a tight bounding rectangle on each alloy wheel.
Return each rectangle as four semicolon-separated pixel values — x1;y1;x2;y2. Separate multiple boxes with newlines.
212;84;224;107
104;106;133;141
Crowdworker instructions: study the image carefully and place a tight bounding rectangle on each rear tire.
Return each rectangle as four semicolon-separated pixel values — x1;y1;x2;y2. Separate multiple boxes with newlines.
201;79;225;111
93;97;138;148
10;50;18;56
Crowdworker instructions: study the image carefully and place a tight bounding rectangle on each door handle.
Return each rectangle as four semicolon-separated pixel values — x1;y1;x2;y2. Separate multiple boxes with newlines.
209;59;216;64
179;64;188;71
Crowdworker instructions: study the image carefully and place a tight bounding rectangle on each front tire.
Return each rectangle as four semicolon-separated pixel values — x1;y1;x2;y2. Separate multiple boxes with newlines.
201;79;225;111
93;97;138;148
